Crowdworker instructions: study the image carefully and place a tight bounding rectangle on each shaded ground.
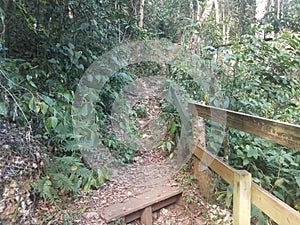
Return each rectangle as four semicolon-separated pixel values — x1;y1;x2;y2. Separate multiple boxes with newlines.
0;121;44;224
30;164;232;225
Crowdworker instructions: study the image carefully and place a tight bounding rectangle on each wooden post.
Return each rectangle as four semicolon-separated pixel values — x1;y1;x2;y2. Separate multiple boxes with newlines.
233;170;252;225
141;206;152;225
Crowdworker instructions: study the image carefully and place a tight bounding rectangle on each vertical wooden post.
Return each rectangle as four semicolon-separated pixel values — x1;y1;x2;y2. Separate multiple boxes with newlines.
233;170;252;225
141;206;152;225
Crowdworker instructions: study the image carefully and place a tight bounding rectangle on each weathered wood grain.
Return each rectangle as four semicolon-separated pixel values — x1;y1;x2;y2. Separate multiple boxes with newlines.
100;185;181;223
252;183;300;225
193;145;234;185
188;103;300;151
233;170;251;225
193;145;300;225
141;206;152;225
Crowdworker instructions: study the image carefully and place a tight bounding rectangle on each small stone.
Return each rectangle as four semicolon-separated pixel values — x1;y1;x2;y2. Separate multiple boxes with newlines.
160;208;168;215
83;211;99;219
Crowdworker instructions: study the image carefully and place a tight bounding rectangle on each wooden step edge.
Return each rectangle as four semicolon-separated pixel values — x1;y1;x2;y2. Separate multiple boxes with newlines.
101;186;182;223
125;193;181;223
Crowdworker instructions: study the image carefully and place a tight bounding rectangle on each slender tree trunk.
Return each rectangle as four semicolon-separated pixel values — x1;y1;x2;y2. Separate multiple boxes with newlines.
190;0;195;21
214;0;220;24
255;0;268;38
239;0;246;34
255;0;268;21
200;0;214;25
273;0;281;34
222;4;226;40
139;0;145;28
196;0;201;22
199;0;220;25
222;1;229;45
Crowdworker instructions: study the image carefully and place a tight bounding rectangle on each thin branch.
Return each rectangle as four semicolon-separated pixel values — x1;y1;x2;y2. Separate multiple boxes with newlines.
0;73;30;125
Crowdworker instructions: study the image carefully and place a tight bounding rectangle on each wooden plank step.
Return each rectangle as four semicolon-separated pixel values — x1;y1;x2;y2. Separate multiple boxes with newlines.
100;185;181;224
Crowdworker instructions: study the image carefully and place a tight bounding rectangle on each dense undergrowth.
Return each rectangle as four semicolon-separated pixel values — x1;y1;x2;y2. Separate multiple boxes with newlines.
0;0;299;224
169;32;300;219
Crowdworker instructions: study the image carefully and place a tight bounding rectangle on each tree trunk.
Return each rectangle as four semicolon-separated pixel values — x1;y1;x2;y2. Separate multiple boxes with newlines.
200;0;214;25
139;0;145;28
222;1;230;45
255;0;268;38
199;0;220;25
255;0;268;21
190;0;195;21
196;0;201;22
214;0;220;24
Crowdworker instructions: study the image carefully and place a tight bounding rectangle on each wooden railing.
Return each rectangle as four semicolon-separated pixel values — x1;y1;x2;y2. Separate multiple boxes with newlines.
188;102;300;225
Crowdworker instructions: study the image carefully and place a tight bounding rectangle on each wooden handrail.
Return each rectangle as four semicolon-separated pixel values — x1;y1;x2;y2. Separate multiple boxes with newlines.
188;102;300;151
252;183;300;225
193;144;234;185
193;145;300;225
189;102;300;225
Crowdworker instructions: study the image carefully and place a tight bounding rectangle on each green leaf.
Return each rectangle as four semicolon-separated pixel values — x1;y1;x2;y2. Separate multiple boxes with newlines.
74;51;82;60
247;146;259;159
274;178;284;188
29;97;36;111
26;75;37;88
46;117;52;131
258;210;265;225
0;101;7;116
68;43;75;49
295;200;300;210
41;102;49;115
169;123;177;135
225;186;233;208
46;116;58;130
76;64;84;70
42;95;55;106
156;141;163;148
295;177;300;187
166;141;172;152
273;190;285;201
48;58;57;64
63;92;73;102
243;158;250;166
252;206;265;225
67;48;74;58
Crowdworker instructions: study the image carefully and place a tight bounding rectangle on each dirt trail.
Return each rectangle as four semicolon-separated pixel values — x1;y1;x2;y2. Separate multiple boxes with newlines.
30;76;232;225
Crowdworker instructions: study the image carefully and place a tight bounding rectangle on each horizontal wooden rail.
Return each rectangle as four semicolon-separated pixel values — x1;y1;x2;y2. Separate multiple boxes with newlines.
193;145;300;225
188;102;300;151
193;144;234;185
252;183;300;225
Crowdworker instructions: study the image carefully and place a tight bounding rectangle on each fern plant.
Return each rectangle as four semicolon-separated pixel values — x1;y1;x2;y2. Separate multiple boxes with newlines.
34;155;107;202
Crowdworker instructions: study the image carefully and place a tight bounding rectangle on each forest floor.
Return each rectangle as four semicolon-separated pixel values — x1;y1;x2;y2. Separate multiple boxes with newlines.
1;76;232;225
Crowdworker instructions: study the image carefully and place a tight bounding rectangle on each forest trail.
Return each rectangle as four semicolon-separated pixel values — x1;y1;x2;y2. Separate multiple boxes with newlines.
32;76;232;225
75;76;207;224
61;76;230;225
0;76;231;224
